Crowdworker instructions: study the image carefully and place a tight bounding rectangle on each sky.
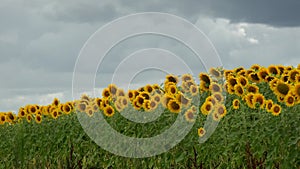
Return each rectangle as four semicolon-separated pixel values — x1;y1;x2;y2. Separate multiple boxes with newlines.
1;0;300;112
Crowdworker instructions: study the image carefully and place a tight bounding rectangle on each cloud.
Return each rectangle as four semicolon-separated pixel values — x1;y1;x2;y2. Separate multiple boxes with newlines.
195;16;300;69
0;0;300;113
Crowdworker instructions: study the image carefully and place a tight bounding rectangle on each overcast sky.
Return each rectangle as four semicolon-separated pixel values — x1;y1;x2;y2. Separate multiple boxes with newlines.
1;0;300;112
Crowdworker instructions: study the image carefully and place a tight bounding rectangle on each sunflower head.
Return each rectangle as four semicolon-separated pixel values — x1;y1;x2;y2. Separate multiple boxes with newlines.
253;93;265;109
167;100;181;113
189;85;199;96
103;106;115;117
209;67;221;79
265;99;274;112
250;64;261;71
175;93;190;107
247;84;259;94
181;74;193;82
198;127;206;137
267;65;279;76
185;109;196;122
102;88;111;98
271;104;281;116
274;80;290;97
210;82;222;93
284;93;295;107
35;114;42;124
289;69;300;82
234;84;244;97
108;84;118;96
165;74;179;84
237;76;248;86
232;99;240;110
200;101;213;115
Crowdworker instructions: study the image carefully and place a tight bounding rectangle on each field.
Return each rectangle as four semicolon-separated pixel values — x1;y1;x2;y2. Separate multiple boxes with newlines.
1;64;299;168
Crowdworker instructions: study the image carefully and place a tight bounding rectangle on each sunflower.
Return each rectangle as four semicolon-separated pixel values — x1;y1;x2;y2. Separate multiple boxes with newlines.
52;98;60;107
167;100;181;113
284;93;295;107
247;84;259;94
265;76;275;83
248;73;260;83
108;84;118;96
224;70;233;78
63;104;72;115
18;108;26;118
212;92;224;103
115;102;124;112
274;80;290;97
265;99;274;112
95;98;102;108
271;104;281;116
166;84;177;95
152;94;162;104
81;94;90;102
277;65;285;75
77;102;87;112
258;68;269;81
294;84;300;98
132;100;141;110
189;85;199;96
250;64;261;71
212;110;220;121
175;93;190;107
237;70;246;77
35;114;42;124
288;69;299;82
210;82;222;93
28;104;38;114
166;74;179;84
116;89;125;97
140;91;151;100
237;76;248;87
85;105;94;117
143;84;153;94
198;127;206;137
143;100;151;111
181;74;193;82
234;84;244;97
199;73;211;88
149;99;158;111
253;93;265;109
127;90;137;101
281;75;289;82
185;109;196;122
206;96;217;105
246;69;254;76
244;93;255;109
5;112;15;123
267;65;279;76
215;104;227;118
120;96;129;108
135;95;145;106
0;114;6;124
26;114;32;123
103;106;115;117
232;99;240;110
234;67;245;74
51;110;59;119
209;67;221;79
200;101;213;115
161;94;174;108
102;88;111;98
227;76;237;88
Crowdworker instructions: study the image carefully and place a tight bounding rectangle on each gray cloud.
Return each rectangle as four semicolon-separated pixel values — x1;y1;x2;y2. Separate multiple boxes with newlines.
0;0;299;112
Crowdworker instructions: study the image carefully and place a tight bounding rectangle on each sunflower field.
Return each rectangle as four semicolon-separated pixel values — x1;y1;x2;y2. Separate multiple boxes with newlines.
0;64;299;168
